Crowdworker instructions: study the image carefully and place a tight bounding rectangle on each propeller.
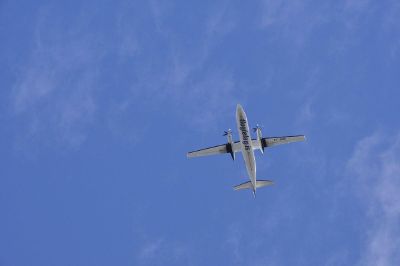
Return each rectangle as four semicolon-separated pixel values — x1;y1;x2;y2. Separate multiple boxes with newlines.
252;124;263;132
223;129;232;136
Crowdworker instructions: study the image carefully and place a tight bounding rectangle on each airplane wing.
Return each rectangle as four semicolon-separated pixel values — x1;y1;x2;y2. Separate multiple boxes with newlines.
252;135;306;149
188;135;305;157
263;135;306;148
187;142;241;158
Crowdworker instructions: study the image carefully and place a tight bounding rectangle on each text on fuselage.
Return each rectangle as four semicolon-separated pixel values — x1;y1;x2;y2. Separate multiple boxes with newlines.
240;119;251;150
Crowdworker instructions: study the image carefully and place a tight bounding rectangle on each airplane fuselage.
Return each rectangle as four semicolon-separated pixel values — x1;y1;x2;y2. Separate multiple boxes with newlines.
236;104;257;192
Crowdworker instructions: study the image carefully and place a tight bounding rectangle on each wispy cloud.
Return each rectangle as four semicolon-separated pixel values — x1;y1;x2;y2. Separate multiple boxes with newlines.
223;223;243;265
347;133;400;266
259;0;328;49
138;238;164;260
10;5;103;149
342;0;372;29
112;1;239;134
135;237;192;266
259;0;386;54
205;0;237;38
380;0;400;61
296;98;315;125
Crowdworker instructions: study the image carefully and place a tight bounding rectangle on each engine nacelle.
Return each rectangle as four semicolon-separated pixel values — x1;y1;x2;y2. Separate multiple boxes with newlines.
223;129;235;160
225;142;235;160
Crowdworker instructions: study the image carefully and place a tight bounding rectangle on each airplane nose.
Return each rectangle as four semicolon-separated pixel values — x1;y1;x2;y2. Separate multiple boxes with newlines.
236;104;244;115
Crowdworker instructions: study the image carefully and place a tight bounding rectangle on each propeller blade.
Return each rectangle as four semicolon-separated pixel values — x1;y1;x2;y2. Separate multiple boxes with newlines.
223;129;232;136
252;124;263;132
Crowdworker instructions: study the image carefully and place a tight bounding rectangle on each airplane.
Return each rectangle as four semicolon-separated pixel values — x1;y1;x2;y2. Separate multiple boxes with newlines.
187;104;306;197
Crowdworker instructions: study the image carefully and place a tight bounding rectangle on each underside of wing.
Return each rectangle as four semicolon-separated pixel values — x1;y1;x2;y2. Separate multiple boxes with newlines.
262;135;306;148
187;141;242;158
187;144;227;158
187;134;305;157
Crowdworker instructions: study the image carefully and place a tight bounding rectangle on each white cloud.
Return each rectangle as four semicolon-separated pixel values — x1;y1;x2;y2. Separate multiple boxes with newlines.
347;133;400;266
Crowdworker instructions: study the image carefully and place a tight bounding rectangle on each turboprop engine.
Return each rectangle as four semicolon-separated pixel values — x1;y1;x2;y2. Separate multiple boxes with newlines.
223;129;235;160
252;124;264;154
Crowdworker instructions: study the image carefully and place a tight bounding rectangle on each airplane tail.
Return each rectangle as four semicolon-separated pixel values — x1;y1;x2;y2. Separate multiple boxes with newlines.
233;180;274;191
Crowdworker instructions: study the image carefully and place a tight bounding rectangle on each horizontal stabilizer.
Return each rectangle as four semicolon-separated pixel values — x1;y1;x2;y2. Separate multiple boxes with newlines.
233;180;274;191
256;180;274;188
233;181;253;191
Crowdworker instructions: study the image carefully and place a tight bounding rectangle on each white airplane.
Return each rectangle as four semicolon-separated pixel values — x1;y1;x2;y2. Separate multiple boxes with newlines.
187;104;306;197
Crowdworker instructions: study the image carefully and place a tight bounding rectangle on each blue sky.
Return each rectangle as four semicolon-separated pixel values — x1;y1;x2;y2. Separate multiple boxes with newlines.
1;1;400;265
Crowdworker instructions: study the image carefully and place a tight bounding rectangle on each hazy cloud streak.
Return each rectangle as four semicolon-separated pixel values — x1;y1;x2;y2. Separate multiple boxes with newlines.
348;133;400;266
